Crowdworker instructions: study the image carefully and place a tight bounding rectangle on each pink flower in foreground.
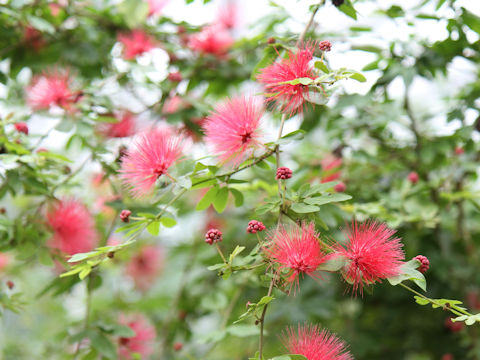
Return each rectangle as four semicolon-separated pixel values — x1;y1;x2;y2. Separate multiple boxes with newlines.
188;24;233;57
147;0;169;16
282;324;353;360
258;42;317;114
126;246;164;291
263;222;327;292
27;70;76;110
335;221;404;294
97;112;137;138
202;96;263;165
120;128;183;197
46;199;98;255
118;314;156;359
118;30;156;60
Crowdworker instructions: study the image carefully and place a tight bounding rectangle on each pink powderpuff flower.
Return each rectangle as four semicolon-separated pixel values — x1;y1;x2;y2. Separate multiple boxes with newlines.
202;96;263;165
97;112;137;138
118;314;156;359
118;30;156;60
335;221;404;294
46;199;98;256
282;324;353;360
27;69;76;110
188;24;234;57
126;246;164;292
120;128;183;198
216;1;237;29
147;0;169;16
262;222;328;292
258;42;317;114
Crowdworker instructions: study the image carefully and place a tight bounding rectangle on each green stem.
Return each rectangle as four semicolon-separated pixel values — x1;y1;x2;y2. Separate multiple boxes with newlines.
73;275;92;359
400;283;471;317
216;243;227;263
258;277;275;359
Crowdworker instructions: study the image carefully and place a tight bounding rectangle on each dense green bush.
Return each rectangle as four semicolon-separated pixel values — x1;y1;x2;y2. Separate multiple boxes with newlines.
1;0;480;359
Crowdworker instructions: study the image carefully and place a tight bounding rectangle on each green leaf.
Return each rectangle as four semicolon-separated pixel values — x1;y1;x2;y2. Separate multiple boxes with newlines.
146;221;160;236
89;331;116;359
196;186;219;211
317;256;347;271
277;129;306;145
314;60;330;73
304;193;352;206
230;188;244;207
27;16;55;34
160;217;176;228
387;259;427;291
291;202;320;213
349;72;367;82
119;0;149;28
252;46;278;80
338;0;357;20
257;296;275;306
227;324;259;337
229;246;246;263
213;187;229;213
414;296;430;305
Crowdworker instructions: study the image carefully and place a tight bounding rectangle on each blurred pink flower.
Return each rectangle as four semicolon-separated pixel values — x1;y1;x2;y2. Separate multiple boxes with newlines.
263;222;328;293
0;253;10;271
118;314;156;359
23;26;46;52
46;199;98;256
97;112;137;138
202;96;263;165
216;1;237;29
188;24;233;57
282;324;353;360
162;95;184;114
118;30;156;60
258;42;317;114
126;246;164;291
120;128;183;198
334;221;404;294
27;69;76;110
321;155;342;183
147;0;169;16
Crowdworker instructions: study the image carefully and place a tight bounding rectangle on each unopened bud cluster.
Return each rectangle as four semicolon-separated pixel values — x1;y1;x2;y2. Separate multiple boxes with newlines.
318;40;332;52
247;220;266;234
276;167;292;180
120;209;131;223
414;255;429;274
205;228;223;245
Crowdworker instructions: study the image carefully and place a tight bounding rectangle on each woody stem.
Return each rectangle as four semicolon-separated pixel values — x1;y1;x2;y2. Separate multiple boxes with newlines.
258;277;275;359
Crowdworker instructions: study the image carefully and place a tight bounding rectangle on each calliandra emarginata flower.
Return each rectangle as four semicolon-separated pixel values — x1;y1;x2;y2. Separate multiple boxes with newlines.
126;245;164;292
97;111;137;138
118;314;156;360
257;42;318;114
117;30;156;60
27;69;76;110
46;198;98;256
281;323;353;360
188;23;234;57
335;220;404;294
202;96;263;165
120;128;183;198
262;222;328;293
146;0;169;16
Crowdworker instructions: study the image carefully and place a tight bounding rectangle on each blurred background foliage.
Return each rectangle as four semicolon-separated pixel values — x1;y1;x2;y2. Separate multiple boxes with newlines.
0;0;480;359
